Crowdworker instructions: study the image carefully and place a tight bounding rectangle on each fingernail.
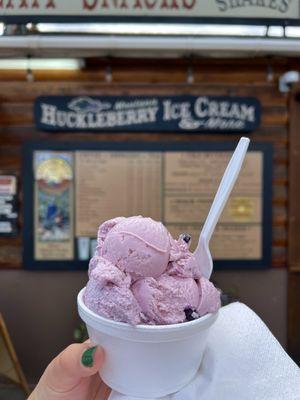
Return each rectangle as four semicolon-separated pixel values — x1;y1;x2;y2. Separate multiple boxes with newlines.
81;346;97;368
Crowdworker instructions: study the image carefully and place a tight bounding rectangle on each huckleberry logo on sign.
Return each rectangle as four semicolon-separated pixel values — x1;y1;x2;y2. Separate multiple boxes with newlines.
34;95;261;132
68;97;111;113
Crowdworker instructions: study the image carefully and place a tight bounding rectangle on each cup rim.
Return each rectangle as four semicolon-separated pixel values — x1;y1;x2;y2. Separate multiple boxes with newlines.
78;287;218;333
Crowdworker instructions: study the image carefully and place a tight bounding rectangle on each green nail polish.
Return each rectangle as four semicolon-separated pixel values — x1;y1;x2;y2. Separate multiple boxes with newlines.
81;346;97;368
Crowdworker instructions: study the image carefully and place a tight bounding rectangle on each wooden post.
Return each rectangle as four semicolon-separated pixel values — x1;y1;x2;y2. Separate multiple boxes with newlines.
0;313;31;396
288;85;300;364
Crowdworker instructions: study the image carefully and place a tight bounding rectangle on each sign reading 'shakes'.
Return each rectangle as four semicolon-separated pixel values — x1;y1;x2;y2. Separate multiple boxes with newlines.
34;95;261;133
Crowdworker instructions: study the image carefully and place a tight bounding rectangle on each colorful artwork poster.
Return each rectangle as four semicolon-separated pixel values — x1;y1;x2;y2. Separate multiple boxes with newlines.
34;151;74;260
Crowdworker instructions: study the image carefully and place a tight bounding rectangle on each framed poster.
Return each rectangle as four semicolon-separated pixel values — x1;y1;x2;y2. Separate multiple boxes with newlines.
23;141;272;270
33;152;74;260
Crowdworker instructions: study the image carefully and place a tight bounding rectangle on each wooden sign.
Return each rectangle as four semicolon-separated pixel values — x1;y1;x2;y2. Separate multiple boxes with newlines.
34;95;261;133
23;141;272;271
0;0;298;24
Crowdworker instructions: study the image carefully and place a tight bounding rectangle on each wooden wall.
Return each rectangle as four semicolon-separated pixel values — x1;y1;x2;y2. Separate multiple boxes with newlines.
0;57;290;270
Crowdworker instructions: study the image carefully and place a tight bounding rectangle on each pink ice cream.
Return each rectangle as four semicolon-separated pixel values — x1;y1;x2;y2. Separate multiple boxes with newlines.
84;216;221;325
101;216;170;280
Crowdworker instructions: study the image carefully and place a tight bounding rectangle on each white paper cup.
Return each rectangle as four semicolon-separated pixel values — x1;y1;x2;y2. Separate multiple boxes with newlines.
77;288;218;398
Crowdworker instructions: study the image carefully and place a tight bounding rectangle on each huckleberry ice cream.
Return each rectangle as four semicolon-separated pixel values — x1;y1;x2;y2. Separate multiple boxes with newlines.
84;216;220;325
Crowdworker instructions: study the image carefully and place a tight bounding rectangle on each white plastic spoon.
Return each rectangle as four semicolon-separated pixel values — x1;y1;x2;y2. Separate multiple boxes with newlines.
194;137;250;279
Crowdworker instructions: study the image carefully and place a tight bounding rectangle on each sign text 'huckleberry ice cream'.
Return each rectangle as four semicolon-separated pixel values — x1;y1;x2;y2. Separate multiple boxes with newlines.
34;95;261;133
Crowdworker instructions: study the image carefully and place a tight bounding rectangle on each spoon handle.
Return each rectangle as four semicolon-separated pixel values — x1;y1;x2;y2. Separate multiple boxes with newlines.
199;137;250;245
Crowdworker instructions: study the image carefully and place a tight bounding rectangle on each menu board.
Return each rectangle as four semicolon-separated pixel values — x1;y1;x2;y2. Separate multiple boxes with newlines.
23;141;272;270
164;152;263;259
75;152;162;237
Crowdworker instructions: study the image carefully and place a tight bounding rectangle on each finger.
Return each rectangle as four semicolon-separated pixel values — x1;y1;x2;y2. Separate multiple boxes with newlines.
42;343;104;393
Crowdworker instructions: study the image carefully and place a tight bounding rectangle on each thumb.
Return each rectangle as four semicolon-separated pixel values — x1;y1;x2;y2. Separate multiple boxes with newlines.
39;342;104;394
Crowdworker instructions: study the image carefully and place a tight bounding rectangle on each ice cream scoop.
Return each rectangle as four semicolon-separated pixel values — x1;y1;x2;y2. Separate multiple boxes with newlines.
132;275;200;325
100;216;171;280
84;258;142;325
84;216;220;325
168;234;201;279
